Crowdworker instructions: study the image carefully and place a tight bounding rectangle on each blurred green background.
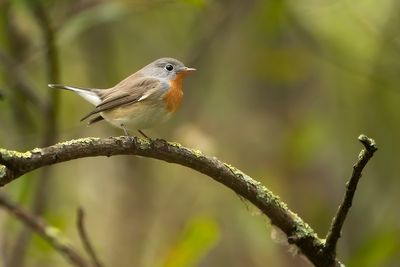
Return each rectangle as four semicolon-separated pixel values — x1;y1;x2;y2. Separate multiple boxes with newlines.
0;0;400;266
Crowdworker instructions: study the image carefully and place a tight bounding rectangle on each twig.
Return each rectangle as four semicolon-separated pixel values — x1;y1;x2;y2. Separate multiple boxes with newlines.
0;136;333;266
0;194;91;267
324;135;378;256
77;207;104;267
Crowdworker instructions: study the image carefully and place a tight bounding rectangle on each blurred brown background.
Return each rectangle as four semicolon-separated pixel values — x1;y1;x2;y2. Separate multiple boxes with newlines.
0;0;399;266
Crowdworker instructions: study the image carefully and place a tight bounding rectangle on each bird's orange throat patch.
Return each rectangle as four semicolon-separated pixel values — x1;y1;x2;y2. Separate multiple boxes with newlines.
164;73;185;113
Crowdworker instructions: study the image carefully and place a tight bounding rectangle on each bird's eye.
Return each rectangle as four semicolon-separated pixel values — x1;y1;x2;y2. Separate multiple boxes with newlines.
165;64;174;71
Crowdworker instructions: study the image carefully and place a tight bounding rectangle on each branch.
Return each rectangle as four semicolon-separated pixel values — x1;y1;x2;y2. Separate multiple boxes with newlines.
324;135;378;256
0;136;330;266
0;135;378;266
77;207;105;267
0;194;90;267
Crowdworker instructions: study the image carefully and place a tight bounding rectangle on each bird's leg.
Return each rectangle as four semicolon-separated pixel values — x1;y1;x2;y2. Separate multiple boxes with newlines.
121;124;130;136
138;130;149;139
121;124;149;139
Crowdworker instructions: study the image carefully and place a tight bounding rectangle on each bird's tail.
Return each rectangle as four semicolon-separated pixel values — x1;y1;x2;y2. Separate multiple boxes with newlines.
48;84;101;106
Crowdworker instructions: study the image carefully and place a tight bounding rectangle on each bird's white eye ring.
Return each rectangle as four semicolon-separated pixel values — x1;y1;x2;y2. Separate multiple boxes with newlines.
165;64;174;71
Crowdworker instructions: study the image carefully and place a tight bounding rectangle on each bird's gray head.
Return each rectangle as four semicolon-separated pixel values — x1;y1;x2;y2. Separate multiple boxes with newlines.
141;58;196;79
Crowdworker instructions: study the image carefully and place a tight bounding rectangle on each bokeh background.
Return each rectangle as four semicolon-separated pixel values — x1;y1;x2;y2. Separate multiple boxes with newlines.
0;0;399;266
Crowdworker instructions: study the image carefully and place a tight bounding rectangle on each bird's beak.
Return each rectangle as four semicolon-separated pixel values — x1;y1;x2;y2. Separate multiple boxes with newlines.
181;67;196;73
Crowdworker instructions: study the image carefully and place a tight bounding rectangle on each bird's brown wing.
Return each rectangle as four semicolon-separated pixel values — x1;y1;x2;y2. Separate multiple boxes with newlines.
80;77;163;121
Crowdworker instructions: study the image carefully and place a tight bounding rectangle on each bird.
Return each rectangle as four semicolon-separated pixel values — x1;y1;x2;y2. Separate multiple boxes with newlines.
49;57;195;137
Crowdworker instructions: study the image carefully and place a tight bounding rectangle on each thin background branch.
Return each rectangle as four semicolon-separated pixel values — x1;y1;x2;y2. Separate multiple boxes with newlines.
0;194;90;267
77;207;105;267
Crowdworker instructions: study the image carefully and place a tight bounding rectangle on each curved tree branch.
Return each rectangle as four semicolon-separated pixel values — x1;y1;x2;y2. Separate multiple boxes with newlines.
0;135;377;266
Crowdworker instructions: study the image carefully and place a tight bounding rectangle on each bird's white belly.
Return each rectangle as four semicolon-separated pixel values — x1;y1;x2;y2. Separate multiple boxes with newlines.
100;103;172;130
